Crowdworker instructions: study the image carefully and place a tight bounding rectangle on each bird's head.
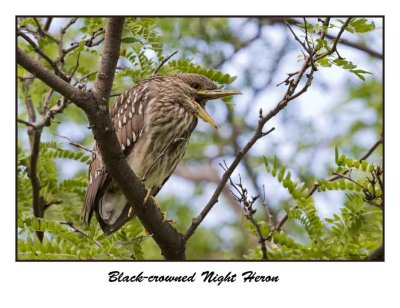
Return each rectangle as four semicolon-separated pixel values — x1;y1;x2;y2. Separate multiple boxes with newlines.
171;73;241;128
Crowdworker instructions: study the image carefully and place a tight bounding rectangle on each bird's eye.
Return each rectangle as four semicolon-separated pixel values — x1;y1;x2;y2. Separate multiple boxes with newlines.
191;82;201;90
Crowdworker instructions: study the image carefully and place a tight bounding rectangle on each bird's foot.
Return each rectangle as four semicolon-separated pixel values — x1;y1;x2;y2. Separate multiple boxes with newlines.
143;189;152;204
161;211;175;225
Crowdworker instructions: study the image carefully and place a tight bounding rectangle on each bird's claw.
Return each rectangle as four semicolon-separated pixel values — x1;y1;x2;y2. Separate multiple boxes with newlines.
143;189;151;204
128;206;134;217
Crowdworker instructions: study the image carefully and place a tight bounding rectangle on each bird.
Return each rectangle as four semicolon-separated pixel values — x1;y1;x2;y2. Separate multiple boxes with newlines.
82;72;241;234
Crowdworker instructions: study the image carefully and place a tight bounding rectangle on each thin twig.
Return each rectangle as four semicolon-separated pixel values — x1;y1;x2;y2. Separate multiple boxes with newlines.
53;132;95;154
73;71;97;86
61;30;105;56
61;17;78;35
69;50;81;80
60;220;101;247
174;163;241;214
268;17;382;59
285;20;309;52
261;185;273;229
333;172;366;190
17;118;36;128
43;17;52;31
153;50;178;76
214;19;263;69
228;174;268;260
36;98;70;129
17;30;69;81
40;89;54;116
33;17;43;35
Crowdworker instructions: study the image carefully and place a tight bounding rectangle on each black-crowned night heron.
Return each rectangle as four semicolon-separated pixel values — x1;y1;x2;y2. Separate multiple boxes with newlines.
82;73;240;234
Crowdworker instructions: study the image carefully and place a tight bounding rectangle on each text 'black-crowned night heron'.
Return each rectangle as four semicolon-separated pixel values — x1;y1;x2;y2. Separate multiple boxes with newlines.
82;73;241;234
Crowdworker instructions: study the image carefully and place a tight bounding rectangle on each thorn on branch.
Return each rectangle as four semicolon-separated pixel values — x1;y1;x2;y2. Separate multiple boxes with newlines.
261;127;275;137
276;71;299;87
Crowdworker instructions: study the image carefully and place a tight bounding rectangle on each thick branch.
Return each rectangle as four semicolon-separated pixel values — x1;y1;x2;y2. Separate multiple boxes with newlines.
93;18;123;102
17;17;185;260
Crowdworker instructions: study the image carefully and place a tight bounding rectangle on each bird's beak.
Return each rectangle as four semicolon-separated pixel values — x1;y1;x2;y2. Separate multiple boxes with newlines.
196;106;218;129
195;89;241;128
195;89;242;100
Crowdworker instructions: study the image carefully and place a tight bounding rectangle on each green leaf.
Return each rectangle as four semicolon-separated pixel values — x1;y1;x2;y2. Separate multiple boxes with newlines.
122;37;137;44
263;156;270;172
272;156;278;177
335;146;339;164
346;158;354;168
278;167;286;182
361;161;369;171
337;154;347;166
318;58;332;67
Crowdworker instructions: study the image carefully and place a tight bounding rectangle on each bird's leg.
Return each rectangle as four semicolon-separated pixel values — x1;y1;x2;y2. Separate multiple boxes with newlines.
143;188;152;204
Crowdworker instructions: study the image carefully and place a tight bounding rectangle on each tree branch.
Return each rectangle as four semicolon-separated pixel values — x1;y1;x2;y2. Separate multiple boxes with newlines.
174;163;241;214
17;17;186;260
153;50;178;76
17;48;88;107
267;17;383;59
228;173;268;260
184;17;354;242
184;126;275;241
22;93;44;242
60;220;101;248
17;30;69;81
92;18;123;103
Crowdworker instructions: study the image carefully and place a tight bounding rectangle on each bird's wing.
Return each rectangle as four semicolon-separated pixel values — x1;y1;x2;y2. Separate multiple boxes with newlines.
82;81;152;226
110;82;150;153
82;145;111;223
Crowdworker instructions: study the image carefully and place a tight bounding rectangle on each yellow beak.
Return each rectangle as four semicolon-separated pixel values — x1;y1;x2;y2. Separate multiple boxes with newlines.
195;88;241;128
196;105;218;129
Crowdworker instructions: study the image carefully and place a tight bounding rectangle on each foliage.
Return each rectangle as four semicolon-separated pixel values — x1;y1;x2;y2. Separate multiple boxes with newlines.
243;148;382;260
17;17;382;260
298;18;375;81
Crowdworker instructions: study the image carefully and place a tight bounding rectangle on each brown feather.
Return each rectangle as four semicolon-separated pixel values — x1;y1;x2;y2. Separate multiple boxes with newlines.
82;73;223;235
81;82;149;228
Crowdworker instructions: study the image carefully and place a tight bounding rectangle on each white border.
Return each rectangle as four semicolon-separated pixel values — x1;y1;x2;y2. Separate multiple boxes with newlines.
4;1;399;306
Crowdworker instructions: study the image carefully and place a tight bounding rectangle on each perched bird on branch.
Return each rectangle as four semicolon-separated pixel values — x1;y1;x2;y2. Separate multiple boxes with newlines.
82;73;240;234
